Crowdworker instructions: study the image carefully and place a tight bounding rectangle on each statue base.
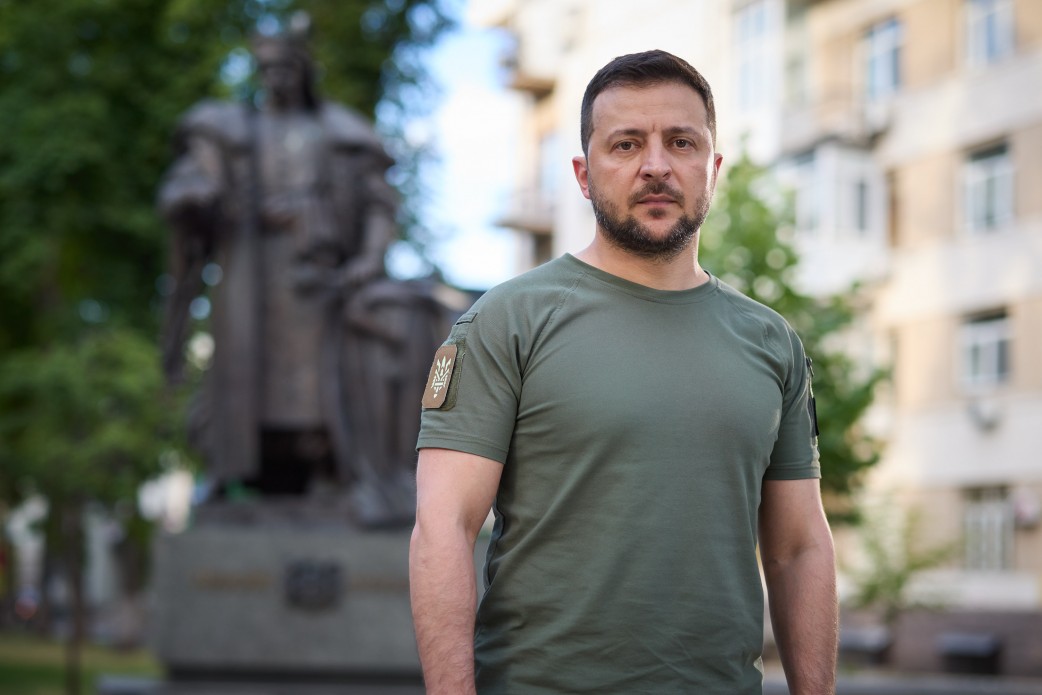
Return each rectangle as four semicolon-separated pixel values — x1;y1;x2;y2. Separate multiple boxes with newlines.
149;501;420;680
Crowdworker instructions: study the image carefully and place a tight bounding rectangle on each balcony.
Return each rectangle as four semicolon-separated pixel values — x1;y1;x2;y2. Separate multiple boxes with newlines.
495;186;555;236
780;92;893;155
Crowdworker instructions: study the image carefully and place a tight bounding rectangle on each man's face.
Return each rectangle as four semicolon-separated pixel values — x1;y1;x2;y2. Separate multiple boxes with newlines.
572;82;723;260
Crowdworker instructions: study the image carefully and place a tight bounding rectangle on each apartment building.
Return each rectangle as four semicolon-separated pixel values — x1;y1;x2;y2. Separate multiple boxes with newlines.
480;0;1042;614
789;0;1042;611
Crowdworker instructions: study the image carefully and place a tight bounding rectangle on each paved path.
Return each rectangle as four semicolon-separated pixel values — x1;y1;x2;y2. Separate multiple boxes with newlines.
764;671;1042;695
98;676;425;695
102;672;1042;695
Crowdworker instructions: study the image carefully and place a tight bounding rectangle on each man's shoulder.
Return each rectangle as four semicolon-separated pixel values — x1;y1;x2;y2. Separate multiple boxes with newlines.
714;277;791;328
712;277;805;360
474;256;582;310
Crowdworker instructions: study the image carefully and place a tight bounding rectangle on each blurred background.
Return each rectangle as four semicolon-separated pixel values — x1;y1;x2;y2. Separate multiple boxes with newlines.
1;0;1041;692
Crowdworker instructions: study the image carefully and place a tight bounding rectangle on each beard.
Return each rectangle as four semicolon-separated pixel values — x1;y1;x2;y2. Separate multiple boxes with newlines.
589;179;713;261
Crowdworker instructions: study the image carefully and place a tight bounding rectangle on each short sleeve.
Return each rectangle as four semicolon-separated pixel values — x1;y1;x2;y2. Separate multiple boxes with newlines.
765;326;821;480
416;300;521;464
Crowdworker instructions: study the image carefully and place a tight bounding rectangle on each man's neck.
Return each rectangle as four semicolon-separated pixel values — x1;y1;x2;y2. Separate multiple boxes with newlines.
574;234;709;291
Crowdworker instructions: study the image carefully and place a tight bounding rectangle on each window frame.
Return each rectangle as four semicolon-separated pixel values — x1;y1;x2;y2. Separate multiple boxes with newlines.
963;486;1014;572
966;0;1015;68
734;0;773;111
863;17;902;101
959;311;1012;390
963;143;1014;235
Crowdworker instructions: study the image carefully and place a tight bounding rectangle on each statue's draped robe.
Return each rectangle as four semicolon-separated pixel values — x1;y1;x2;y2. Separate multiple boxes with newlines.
160;100;397;487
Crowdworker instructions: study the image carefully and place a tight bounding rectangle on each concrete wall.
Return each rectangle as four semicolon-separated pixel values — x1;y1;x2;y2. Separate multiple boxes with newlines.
1016;0;1042;48
903;0;958;89
892;152;957;249
889;609;1042;677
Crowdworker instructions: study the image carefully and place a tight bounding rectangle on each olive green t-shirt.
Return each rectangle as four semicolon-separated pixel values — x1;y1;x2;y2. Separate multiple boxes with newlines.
418;254;820;694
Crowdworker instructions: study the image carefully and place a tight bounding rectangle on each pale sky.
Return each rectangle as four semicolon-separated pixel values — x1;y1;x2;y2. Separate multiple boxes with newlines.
411;8;525;290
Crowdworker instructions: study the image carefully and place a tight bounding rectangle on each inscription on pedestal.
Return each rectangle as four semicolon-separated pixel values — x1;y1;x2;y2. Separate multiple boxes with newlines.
285;560;343;610
194;570;274;591
151;525;420;673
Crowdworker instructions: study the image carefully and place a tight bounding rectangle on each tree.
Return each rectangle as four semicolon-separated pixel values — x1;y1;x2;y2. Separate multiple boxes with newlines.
0;1;454;691
843;498;955;630
0;0;247;352
700;153;886;521
0;5;237;675
0;0;453;354
0;328;185;694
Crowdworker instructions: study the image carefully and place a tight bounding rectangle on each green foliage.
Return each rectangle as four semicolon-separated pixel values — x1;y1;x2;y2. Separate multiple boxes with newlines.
0;632;160;695
0;327;184;690
0;0;247;351
0;0;456;503
0;328;184;508
295;0;454;119
0;3;451;686
301;0;455;251
843;498;956;626
0;0;454;355
701;153;886;520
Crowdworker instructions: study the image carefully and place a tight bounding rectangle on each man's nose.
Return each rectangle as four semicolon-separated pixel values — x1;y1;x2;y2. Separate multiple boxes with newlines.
639;143;671;180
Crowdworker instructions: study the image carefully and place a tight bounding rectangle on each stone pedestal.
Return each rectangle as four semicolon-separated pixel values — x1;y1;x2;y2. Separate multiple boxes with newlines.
149;504;419;681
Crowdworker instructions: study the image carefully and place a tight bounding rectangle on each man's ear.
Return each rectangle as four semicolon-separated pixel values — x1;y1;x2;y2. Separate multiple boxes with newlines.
572;155;592;200
711;152;724;188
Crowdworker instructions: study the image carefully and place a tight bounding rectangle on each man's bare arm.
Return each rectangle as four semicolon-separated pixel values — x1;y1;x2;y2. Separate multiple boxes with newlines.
759;478;838;695
410;447;502;695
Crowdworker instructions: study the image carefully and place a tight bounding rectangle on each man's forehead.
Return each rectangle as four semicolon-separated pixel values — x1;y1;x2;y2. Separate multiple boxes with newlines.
591;82;709;132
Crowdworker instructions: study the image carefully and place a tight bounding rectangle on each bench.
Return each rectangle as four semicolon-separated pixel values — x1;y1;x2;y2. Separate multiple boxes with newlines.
936;631;1002;675
839;625;891;666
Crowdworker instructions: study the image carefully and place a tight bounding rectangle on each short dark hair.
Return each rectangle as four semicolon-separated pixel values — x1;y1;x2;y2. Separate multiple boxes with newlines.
579;50;716;157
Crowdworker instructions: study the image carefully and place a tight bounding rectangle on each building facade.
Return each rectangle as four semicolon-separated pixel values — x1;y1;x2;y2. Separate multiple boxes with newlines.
480;0;1042;611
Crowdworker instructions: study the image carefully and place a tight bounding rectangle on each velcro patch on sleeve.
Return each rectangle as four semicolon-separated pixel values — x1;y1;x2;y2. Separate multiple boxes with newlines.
422;344;458;409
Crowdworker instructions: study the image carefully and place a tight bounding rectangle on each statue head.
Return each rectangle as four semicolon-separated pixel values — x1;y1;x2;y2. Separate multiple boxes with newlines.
251;12;319;111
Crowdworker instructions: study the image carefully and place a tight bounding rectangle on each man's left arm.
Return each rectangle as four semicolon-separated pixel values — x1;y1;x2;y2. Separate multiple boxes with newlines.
759;478;838;695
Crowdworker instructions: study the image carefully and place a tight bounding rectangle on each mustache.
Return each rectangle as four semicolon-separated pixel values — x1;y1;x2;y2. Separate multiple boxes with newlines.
628;181;685;206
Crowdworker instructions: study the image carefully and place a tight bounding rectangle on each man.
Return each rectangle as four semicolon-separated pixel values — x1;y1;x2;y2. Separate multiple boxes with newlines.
410;50;837;693
159;18;440;525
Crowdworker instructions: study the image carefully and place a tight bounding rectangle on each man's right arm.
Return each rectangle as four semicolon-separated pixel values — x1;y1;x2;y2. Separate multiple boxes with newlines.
410;447;503;695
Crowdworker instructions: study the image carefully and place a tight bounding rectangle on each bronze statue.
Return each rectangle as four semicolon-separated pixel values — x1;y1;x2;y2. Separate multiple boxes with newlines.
159;18;456;527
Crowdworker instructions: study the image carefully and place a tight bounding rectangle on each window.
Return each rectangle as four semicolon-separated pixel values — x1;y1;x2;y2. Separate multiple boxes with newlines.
960;311;1011;389
785;54;808;107
864;18;902;100
964;144;1014;233
735;0;772;110
886;171;899;247
791;152;818;236
966;0;1014;67
964;487;1013;571
853;178;869;235
538;131;560;205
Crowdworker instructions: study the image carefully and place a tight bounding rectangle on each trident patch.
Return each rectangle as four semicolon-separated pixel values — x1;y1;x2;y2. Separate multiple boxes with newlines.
422;344;458;409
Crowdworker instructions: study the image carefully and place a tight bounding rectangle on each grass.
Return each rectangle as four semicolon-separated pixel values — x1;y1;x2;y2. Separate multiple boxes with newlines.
0;631;161;695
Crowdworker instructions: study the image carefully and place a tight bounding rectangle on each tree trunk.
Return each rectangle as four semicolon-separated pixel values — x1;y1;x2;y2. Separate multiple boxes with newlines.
0;504;14;627
62;502;85;695
38;509;60;636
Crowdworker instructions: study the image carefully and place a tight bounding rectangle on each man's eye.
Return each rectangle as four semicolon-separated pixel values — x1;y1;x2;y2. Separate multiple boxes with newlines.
616;142;635;151
674;139;691;148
